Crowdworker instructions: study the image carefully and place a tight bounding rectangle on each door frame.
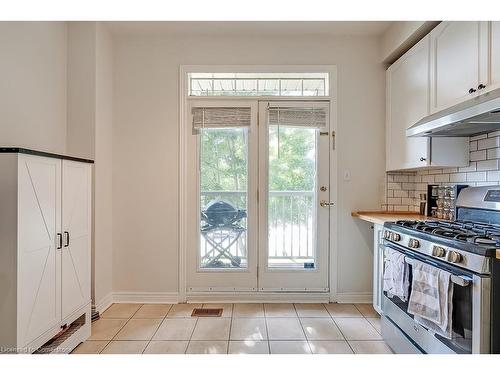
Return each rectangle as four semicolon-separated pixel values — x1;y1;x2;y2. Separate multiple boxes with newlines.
179;65;338;302
184;99;259;291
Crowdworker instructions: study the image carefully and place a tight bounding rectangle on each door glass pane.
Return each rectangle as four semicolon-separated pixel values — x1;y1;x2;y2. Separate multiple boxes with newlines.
268;125;317;269
200;128;248;269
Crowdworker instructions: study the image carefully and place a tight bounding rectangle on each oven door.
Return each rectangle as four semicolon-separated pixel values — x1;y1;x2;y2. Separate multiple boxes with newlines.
381;240;491;354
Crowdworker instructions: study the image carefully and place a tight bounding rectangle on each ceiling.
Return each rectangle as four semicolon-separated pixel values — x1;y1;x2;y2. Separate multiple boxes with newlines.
106;21;393;37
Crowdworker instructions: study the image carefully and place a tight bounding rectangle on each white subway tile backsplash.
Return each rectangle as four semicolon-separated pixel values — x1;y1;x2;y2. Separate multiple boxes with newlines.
449;172;467;182
466;171;487;182
478;136;500;150
470;134;488;141
487;170;500;181
476;159;499;171
402;182;414;190
393;190;408;198
383;130;500;211
487;148;500;159
387;197;402;205
421;175;435;183
487;130;500;138
459;163;476;172
434;174;450;183
393;175;409;183
470;150;487;161
387;182;402;190
394;205;410;212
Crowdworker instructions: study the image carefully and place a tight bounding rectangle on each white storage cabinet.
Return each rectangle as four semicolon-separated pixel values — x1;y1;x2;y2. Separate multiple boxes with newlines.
0;150;92;353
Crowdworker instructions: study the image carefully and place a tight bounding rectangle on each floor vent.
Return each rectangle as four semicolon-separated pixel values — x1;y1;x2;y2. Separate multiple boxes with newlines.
191;308;223;317
34;314;86;354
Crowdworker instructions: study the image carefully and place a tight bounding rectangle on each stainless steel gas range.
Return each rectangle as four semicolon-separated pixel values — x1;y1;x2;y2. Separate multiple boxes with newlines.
381;185;500;354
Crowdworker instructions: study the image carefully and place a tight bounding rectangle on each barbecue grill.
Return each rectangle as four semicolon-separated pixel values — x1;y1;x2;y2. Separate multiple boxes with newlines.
201;200;247;268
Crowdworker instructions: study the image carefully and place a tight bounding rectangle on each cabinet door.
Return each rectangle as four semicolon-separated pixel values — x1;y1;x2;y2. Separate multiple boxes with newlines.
488;22;500;92
17;155;61;346
430;21;482;112
386;35;430;171
61;160;91;318
372;224;384;314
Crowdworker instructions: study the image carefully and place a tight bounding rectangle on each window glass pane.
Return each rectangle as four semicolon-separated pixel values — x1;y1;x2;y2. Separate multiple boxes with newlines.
258;79;280;96
279;79;303;96
189;72;328;97
302;79;326;96
200;128;248;269
267;125;317;269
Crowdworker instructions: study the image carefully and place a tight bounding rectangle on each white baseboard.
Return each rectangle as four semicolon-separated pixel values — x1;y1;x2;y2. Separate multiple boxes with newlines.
94;291;371;306
95;292;113;314
334;292;373;304
186;292;330;303
112;292;179;304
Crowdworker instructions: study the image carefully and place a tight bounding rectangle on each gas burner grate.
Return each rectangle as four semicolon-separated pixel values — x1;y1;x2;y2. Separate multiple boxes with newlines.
393;218;500;247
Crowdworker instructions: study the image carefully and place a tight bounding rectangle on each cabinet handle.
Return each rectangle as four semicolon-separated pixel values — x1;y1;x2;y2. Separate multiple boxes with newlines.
478;83;486;90
469;88;477;94
64;231;70;247
420;157;427;162
56;233;62;249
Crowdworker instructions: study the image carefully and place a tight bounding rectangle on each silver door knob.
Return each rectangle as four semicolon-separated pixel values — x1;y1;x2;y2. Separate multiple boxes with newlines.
320;200;335;207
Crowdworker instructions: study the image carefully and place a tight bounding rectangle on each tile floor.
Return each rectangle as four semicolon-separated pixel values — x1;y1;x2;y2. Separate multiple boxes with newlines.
72;303;393;354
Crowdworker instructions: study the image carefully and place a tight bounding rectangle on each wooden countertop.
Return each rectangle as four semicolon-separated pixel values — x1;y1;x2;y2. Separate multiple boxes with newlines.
352;211;429;225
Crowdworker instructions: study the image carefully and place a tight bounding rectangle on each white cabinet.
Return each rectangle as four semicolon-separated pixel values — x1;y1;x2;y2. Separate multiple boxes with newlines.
386;35;469;171
430;21;486;112
386;35;430;171
487;22;500;92
372;224;384;314
17;155;62;347
61;160;91;318
0;151;92;353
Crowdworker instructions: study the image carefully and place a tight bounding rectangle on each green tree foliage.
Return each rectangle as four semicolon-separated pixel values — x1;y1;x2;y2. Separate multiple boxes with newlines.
200;127;316;225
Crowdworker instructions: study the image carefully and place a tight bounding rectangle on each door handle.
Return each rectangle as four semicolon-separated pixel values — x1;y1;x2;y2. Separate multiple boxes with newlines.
320;200;335;208
56;233;62;249
64;231;70;247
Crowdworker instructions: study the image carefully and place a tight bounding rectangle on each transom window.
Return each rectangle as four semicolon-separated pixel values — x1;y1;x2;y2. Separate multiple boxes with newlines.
189;72;329;97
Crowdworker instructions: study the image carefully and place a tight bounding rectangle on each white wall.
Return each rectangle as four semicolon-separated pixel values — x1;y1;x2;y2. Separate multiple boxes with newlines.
94;24;114;308
380;21;440;64
0;22;67;154
112;34;386;298
66;22;114;309
66;22;96;160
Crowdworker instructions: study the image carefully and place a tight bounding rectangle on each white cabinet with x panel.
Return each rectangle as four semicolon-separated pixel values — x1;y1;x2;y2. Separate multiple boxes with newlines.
0;149;92;354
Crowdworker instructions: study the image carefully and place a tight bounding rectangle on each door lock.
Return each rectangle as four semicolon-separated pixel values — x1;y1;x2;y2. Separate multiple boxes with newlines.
320;200;335;207
320;186;328;192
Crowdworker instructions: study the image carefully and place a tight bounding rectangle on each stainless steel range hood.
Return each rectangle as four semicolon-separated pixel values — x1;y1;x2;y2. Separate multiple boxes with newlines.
406;87;500;137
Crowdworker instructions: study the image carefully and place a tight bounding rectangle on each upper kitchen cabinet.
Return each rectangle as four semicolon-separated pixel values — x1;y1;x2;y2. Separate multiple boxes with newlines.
386;35;429;170
386;35;469;171
430;21;487;112
488;22;500;92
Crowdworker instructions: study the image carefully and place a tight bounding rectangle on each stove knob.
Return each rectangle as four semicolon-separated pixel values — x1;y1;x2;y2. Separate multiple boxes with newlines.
432;246;446;258
447;251;463;263
408;238;420;248
384;230;391;239
391;233;401;242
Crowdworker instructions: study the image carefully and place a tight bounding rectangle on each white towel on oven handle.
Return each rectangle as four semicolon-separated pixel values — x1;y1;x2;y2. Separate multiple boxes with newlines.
407;259;454;339
383;248;410;302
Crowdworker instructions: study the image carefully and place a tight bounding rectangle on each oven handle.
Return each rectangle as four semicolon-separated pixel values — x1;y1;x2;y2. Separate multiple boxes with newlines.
382;242;473;287
403;256;472;287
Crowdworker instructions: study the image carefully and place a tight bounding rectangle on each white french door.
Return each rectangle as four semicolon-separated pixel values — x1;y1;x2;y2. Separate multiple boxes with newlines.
186;100;259;291
257;101;330;292
185;99;331;294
